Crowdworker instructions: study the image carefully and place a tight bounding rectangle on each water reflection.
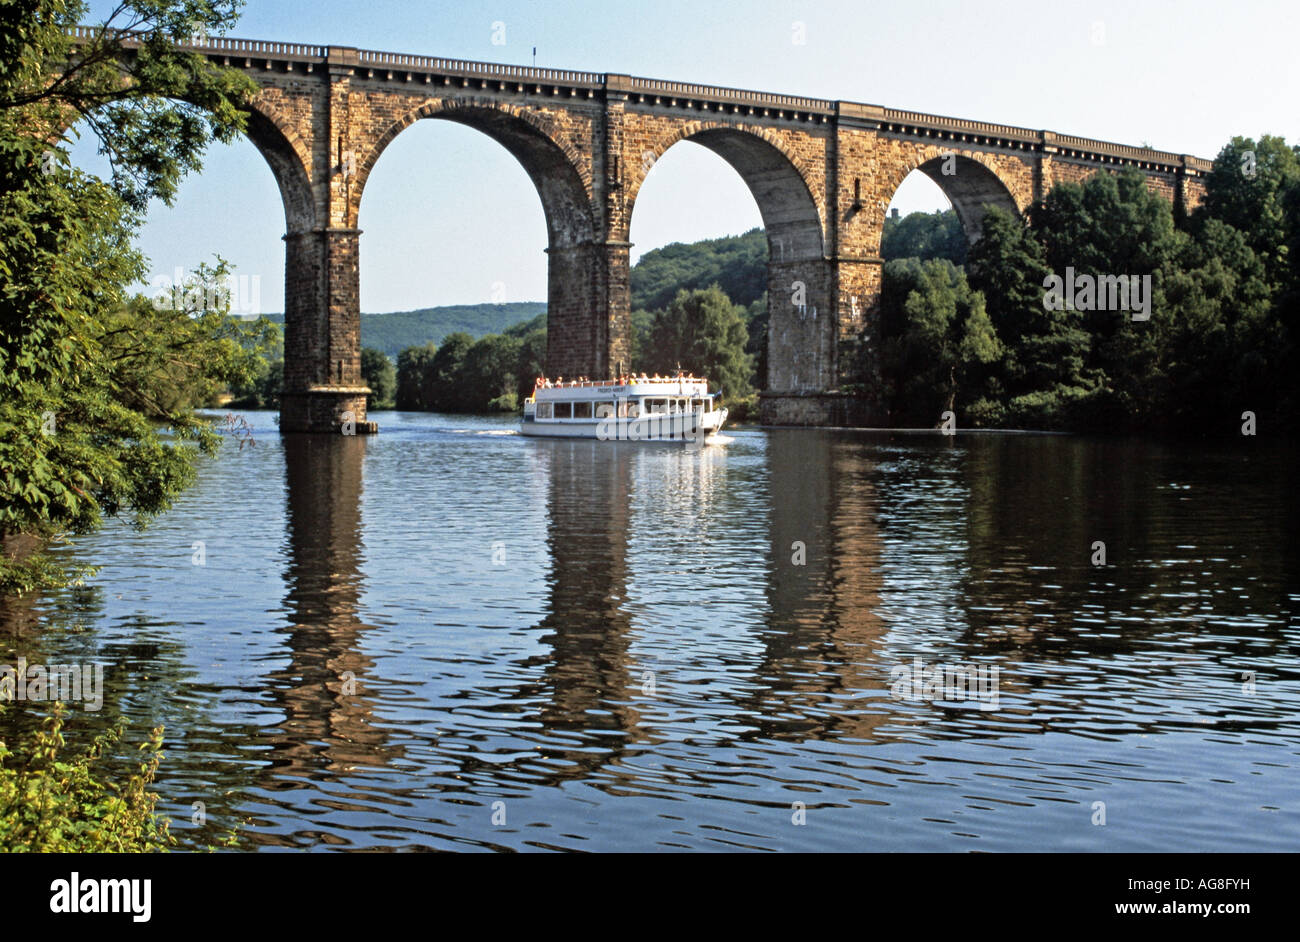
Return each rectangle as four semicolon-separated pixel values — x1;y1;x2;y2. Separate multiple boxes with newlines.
528;441;640;740
755;431;890;741
12;415;1299;851
249;435;403;846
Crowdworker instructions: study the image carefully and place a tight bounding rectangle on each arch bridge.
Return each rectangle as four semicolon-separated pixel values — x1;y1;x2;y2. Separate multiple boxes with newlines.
72;28;1211;431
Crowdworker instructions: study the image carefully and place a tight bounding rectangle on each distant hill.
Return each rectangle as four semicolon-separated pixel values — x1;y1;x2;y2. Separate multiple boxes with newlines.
631;228;767;312
360;302;546;358
262;301;546;360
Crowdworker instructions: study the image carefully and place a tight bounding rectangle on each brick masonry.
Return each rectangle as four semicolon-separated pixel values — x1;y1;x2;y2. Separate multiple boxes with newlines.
162;37;1210;431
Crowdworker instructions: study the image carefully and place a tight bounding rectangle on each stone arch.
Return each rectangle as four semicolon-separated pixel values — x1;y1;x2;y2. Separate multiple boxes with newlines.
873;147;1027;251
54;92;315;233
625;121;831;395
355;97;605;380
352;97;595;246
242;96;317;233
625;120;826;260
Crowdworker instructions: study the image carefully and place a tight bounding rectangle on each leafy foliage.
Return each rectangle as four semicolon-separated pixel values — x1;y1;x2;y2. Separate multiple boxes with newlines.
631;228;767;311
889;154;1300;436
1;0;273;595
394;341;437;411
881;209;968;265
640;285;755;411
0;1;258;212
360;346;395;410
878;259;999;424
0;705;174;852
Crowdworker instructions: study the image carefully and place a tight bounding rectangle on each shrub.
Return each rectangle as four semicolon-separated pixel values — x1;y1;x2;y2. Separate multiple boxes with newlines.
0;705;174;853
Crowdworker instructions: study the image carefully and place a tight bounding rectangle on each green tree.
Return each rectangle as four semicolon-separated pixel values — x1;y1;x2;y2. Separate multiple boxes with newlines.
0;1;262;595
462;333;522;411
1195;136;1299;288
1159;218;1278;431
1;2;257;211
360;347;395;410
965;208;1095;427
514;327;547;400
427;332;473;412
641;285;755;407
395;342;437;410
881;209;968;265
879;259;1000;425
1030;169;1182;430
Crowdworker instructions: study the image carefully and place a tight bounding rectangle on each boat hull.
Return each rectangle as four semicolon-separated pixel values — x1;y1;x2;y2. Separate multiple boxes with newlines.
520;411;726;443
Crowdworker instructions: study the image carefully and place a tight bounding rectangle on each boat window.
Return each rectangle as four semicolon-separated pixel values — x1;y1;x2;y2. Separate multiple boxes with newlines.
537;401;553;419
573;401;593;419
595;402;615;418
554;402;572;419
627;401;641;418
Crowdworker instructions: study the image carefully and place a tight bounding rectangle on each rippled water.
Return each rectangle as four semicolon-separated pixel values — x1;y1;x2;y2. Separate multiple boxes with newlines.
3;411;1297;851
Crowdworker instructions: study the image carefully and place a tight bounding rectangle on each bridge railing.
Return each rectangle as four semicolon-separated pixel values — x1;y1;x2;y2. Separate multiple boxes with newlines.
1050;132;1187;167
356;48;602;85
624;76;833;113
66;25;325;58
63;26;1211;170
878;107;1040;143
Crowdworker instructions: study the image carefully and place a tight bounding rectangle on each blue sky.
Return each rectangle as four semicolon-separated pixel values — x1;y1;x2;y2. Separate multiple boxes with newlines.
73;0;1299;314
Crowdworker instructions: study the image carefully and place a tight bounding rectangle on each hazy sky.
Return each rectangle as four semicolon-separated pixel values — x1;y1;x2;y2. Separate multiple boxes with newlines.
73;0;1298;314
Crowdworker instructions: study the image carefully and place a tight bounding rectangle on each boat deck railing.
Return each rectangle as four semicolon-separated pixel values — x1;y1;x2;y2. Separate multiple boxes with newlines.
534;374;708;392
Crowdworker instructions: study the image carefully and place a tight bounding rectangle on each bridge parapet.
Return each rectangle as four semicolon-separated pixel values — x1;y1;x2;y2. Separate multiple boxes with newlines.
65;26;1212;179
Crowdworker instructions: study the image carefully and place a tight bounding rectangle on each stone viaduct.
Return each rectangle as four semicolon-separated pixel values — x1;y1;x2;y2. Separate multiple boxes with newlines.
75;28;1211;432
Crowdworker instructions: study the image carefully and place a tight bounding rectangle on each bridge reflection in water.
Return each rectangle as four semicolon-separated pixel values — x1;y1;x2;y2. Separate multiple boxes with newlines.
250;435;402;846
195;422;1299;850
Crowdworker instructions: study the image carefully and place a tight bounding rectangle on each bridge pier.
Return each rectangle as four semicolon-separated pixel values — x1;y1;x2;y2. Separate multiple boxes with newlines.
545;240;633;381
279;227;375;434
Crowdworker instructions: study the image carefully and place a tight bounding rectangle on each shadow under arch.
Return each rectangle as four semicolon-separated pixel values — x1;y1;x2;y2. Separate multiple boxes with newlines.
241;98;317;233
627;123;830;395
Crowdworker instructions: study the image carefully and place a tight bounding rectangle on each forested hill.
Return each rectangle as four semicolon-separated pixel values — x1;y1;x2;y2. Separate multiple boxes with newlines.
631;228;767;311
263;301;547;360
626;212;965;312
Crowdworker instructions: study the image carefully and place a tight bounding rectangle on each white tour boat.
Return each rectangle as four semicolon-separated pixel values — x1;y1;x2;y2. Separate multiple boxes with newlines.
521;373;728;443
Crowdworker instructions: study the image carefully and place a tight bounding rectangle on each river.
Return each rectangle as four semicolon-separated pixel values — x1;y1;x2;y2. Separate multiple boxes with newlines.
3;410;1297;851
